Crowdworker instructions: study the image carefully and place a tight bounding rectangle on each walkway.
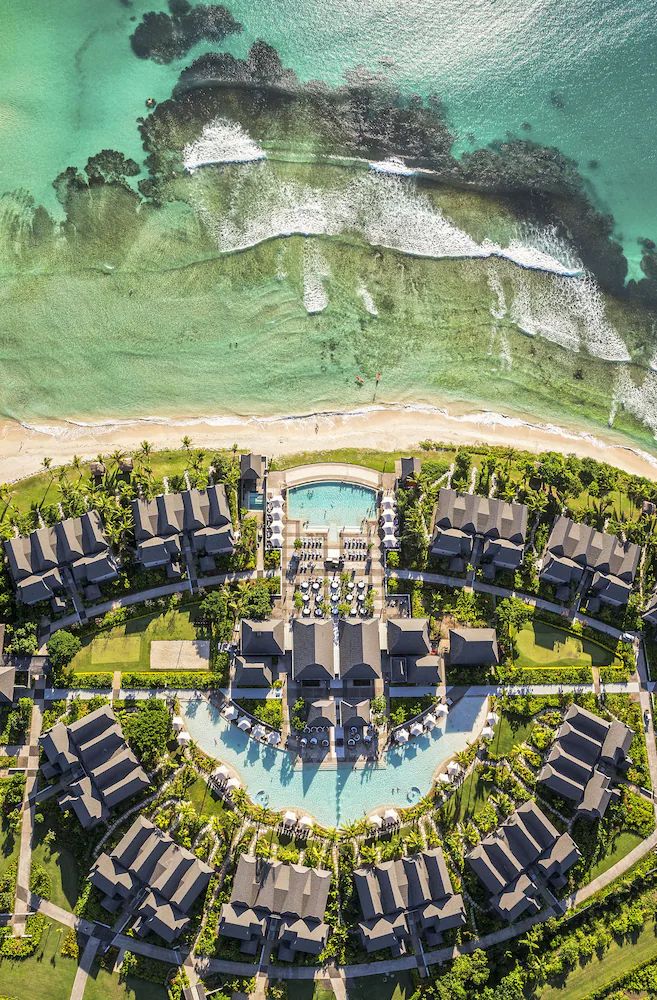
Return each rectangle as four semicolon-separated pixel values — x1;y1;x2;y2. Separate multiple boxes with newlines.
69;935;101;1000
12;697;42;936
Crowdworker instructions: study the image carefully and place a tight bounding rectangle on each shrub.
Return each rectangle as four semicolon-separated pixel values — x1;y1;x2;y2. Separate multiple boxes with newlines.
61;928;79;959
47;629;81;668
120;700;172;769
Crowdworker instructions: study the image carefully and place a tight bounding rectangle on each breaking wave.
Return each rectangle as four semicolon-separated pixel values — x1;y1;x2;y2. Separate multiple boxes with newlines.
183;118;266;172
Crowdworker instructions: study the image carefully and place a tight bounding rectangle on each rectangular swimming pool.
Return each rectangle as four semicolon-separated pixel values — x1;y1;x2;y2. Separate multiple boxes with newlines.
287;481;377;540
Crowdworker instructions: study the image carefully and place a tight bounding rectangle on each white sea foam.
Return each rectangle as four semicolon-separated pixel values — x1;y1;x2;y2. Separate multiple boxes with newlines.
487;268;507;320
190;166;581;277
183;118;266;172
369;157;416;176
508;269;630;362
357;283;379;316
303;243;329;313
613;368;657;436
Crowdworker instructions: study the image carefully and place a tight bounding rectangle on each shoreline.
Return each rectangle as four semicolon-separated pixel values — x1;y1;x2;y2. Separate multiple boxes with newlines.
1;403;656;482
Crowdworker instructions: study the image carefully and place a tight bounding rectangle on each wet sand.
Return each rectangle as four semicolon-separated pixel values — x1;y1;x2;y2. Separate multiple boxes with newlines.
1;403;656;482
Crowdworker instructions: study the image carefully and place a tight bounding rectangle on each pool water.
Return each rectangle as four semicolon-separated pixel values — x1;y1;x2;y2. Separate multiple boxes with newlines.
182;695;487;827
287;481;377;540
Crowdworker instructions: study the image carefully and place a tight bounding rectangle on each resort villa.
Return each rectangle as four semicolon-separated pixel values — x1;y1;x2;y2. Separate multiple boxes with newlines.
540;515;641;608
132;484;234;575
467;801;581;922
354;847;465;955
219;854;332;959
537;704;633;819
90;816;213;943
429;489;528;576
40;705;150;829
4;510;118;607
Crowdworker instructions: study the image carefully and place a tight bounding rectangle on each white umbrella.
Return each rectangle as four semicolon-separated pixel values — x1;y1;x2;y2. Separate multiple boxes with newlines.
357;580;366;590
481;726;494;740
447;760;461;776
381;510;395;523
368;814;383;829
299;815;313;829
215;765;230;781
410;722;424;737
395;728;409;744
436;704;449;717
177;731;191;745
300;581;309;590
383;808;399;824
382;535;397;549
269;496;284;507
283;811;297;826
271;509;283;522
237;717;252;731
267;731;281;746
382;496;395;508
424;714;437;730
438;773;451;785
252;725;266;741
172;715;184;732
226;777;241;791
223;705;238;721
487;712;500;726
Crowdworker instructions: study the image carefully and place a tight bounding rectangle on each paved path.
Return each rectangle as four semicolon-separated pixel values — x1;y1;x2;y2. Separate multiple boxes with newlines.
12;698;42;936
69;935;100;1000
566;829;657;908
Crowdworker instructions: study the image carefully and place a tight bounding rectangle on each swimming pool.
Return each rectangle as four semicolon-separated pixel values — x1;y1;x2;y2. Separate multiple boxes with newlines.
287;481;377;541
182;695;487;827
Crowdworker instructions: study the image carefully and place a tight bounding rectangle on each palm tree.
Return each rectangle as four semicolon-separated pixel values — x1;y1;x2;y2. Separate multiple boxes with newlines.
71;454;83;480
181;435;192;453
140;440;153;460
40;457;54;508
109;448;127;471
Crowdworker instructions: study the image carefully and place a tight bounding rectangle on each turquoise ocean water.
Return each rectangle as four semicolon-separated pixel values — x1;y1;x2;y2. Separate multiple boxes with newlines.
1;0;657;447
2;0;654;275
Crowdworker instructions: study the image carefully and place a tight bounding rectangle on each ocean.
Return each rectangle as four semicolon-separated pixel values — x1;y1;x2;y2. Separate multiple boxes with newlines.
0;0;656;450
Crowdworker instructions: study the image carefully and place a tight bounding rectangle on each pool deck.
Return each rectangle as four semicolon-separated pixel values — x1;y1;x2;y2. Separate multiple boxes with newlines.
272;462;388;491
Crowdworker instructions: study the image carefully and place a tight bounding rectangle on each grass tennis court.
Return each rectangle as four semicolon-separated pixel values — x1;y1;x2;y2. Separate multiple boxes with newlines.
513;621;622;670
71;605;200;673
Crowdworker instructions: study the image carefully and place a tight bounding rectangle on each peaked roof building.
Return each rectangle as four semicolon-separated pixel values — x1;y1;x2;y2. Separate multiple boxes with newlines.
430;489;527;571
338;618;382;685
467;801;580;922
540;516;640;607
132;485;233;570
90;816;212;942
537;704;633;819
386;617;441;685
40;705;150;829
291;619;334;685
5;511;118;605
448;628;500;666
234;618;287;687
354;848;465;954
219;854;332;959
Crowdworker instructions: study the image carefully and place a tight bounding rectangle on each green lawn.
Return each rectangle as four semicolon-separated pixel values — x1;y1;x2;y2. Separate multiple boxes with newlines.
0;920;77;1000
83;963;168;1000
0;819;20;881
513;621;621;669
582;830;644;883
347;971;416;1000
440;768;494;825
71;606;200;673
272;448;440;474
287;985;336;1000
184;776;230;820
490;713;534;757
31;813;80;911
540;918;657;1000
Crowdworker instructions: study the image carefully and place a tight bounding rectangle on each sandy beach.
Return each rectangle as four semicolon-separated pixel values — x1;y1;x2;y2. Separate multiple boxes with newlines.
1;404;656;482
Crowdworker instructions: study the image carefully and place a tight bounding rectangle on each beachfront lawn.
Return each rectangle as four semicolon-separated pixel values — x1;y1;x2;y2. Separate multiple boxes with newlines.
0;919;76;1000
83;963;168;1000
489;712;534;757
512;621;621;670
70;605;200;672
31;811;80;911
540;916;657;1000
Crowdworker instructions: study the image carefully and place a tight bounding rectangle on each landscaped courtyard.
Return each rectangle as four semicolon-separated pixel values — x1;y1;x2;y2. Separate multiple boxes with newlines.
513;620;624;671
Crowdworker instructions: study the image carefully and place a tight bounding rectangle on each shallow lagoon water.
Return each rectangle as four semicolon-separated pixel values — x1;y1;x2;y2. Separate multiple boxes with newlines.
182;695;487;827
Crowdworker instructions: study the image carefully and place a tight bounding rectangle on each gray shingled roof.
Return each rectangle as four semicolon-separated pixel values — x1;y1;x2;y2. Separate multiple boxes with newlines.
387;618;431;656
40;705;149;829
541;516;640;604
90;816;212;943
448;628;499;666
241;619;285;656
240;453;266;481
307;699;337;728
338;618;382;680
466;801;580;921
291;619;334;682
431;489;527;567
537;704;633;818
4;510;117;605
132;485;233;564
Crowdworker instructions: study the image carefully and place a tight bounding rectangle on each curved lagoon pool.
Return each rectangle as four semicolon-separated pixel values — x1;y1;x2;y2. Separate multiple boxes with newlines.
287;481;377;540
182;695;487;827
